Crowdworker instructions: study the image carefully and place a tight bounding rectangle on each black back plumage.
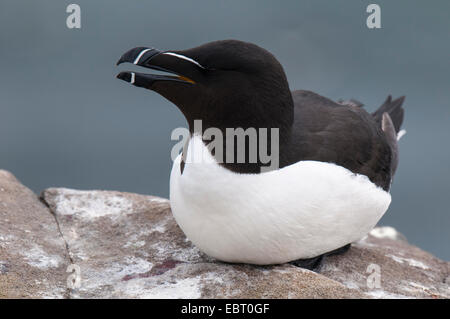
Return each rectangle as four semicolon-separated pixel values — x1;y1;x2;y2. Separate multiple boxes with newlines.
284;90;405;191
206;87;405;191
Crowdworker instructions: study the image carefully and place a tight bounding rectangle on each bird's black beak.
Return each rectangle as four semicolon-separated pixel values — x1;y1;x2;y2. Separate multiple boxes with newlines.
116;47;203;89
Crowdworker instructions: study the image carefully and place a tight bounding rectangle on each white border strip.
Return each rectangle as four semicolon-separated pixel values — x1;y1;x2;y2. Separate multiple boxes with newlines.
163;52;205;69
133;49;153;65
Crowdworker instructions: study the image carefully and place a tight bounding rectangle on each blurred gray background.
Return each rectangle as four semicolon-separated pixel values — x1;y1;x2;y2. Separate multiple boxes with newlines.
0;0;449;260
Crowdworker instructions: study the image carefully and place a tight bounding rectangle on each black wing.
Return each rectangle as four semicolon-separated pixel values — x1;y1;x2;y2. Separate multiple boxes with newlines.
283;90;394;190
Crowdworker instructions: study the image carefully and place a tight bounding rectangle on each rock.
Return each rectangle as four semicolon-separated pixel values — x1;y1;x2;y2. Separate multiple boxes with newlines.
368;226;408;242
0;169;448;298
0;170;69;298
321;233;450;298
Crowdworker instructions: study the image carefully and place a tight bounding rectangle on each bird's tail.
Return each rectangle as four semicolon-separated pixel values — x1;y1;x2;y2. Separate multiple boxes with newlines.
372;95;406;139
373;95;406;178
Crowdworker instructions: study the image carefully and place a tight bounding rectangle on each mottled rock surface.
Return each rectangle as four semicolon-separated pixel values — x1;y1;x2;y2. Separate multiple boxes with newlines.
0;170;69;298
322;227;449;298
0;170;448;298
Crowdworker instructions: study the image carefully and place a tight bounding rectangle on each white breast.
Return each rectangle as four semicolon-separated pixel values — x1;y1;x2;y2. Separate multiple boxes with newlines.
169;135;391;265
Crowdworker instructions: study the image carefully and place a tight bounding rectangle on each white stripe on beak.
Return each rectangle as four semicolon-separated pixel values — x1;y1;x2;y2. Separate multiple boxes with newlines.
163;52;205;69
130;72;136;84
133;49;153;65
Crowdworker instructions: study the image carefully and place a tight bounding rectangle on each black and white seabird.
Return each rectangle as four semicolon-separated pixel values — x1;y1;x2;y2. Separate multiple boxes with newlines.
116;40;405;267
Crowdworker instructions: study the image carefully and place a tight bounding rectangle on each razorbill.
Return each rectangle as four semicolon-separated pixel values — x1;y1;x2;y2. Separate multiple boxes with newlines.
116;40;405;267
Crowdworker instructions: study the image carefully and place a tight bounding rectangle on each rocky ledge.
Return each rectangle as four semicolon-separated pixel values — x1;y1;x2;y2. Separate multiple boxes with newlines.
0;170;448;299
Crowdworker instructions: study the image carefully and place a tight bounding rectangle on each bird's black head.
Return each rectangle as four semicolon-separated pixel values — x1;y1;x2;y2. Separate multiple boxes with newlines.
117;40;294;133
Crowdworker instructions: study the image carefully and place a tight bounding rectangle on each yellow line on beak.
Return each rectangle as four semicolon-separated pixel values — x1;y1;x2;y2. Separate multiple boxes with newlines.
177;75;196;84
